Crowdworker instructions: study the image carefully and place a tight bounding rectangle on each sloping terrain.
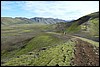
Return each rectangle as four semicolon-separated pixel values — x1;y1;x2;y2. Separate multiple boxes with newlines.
1;11;99;66
1;24;55;59
1;17;67;25
55;11;99;41
1;32;99;66
30;17;67;24
72;38;99;66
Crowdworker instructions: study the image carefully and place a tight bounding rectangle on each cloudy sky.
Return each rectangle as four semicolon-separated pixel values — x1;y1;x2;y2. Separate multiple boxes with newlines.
1;1;99;20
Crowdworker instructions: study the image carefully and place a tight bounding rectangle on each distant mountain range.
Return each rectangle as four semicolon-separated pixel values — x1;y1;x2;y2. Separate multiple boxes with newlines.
1;17;69;25
1;11;99;66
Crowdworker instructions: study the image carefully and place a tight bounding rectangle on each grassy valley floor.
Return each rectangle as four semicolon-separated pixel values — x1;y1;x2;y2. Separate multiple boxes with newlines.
1;24;99;66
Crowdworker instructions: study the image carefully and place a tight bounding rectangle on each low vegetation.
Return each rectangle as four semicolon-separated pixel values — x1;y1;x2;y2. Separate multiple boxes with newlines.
1;11;99;66
2;40;75;66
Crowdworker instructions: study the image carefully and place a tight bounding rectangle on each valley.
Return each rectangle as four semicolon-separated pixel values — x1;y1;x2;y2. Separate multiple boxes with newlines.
1;11;99;66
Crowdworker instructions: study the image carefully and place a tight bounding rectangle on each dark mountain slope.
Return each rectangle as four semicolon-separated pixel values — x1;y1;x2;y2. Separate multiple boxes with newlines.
1;11;99;66
55;11;99;41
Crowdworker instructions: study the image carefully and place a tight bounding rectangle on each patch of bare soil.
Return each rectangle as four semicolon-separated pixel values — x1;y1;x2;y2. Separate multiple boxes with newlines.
72;38;99;66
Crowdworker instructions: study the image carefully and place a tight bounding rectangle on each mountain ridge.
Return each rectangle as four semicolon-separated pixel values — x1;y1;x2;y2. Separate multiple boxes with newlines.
1;17;69;25
1;11;99;66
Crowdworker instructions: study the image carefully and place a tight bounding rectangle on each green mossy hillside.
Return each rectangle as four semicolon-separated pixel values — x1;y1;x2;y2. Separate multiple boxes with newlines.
3;40;75;66
15;33;64;56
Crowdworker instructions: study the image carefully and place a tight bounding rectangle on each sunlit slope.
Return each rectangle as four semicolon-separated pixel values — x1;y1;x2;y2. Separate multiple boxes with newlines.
2;33;99;66
2;40;75;66
55;11;99;41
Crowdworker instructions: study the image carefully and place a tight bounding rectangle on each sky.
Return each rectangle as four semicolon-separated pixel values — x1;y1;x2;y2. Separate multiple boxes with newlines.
1;1;99;20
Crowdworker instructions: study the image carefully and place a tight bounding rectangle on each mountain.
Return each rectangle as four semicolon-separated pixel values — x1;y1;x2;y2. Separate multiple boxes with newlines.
1;17;67;25
1;11;99;66
1;17;31;25
30;17;67;24
55;11;99;41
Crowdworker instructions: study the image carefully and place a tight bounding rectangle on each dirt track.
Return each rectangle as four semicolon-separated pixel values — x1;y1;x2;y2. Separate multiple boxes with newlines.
46;32;99;66
72;38;99;66
2;31;99;66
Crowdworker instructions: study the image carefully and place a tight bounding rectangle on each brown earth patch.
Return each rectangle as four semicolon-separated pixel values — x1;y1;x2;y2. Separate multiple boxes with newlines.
72;38;99;66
